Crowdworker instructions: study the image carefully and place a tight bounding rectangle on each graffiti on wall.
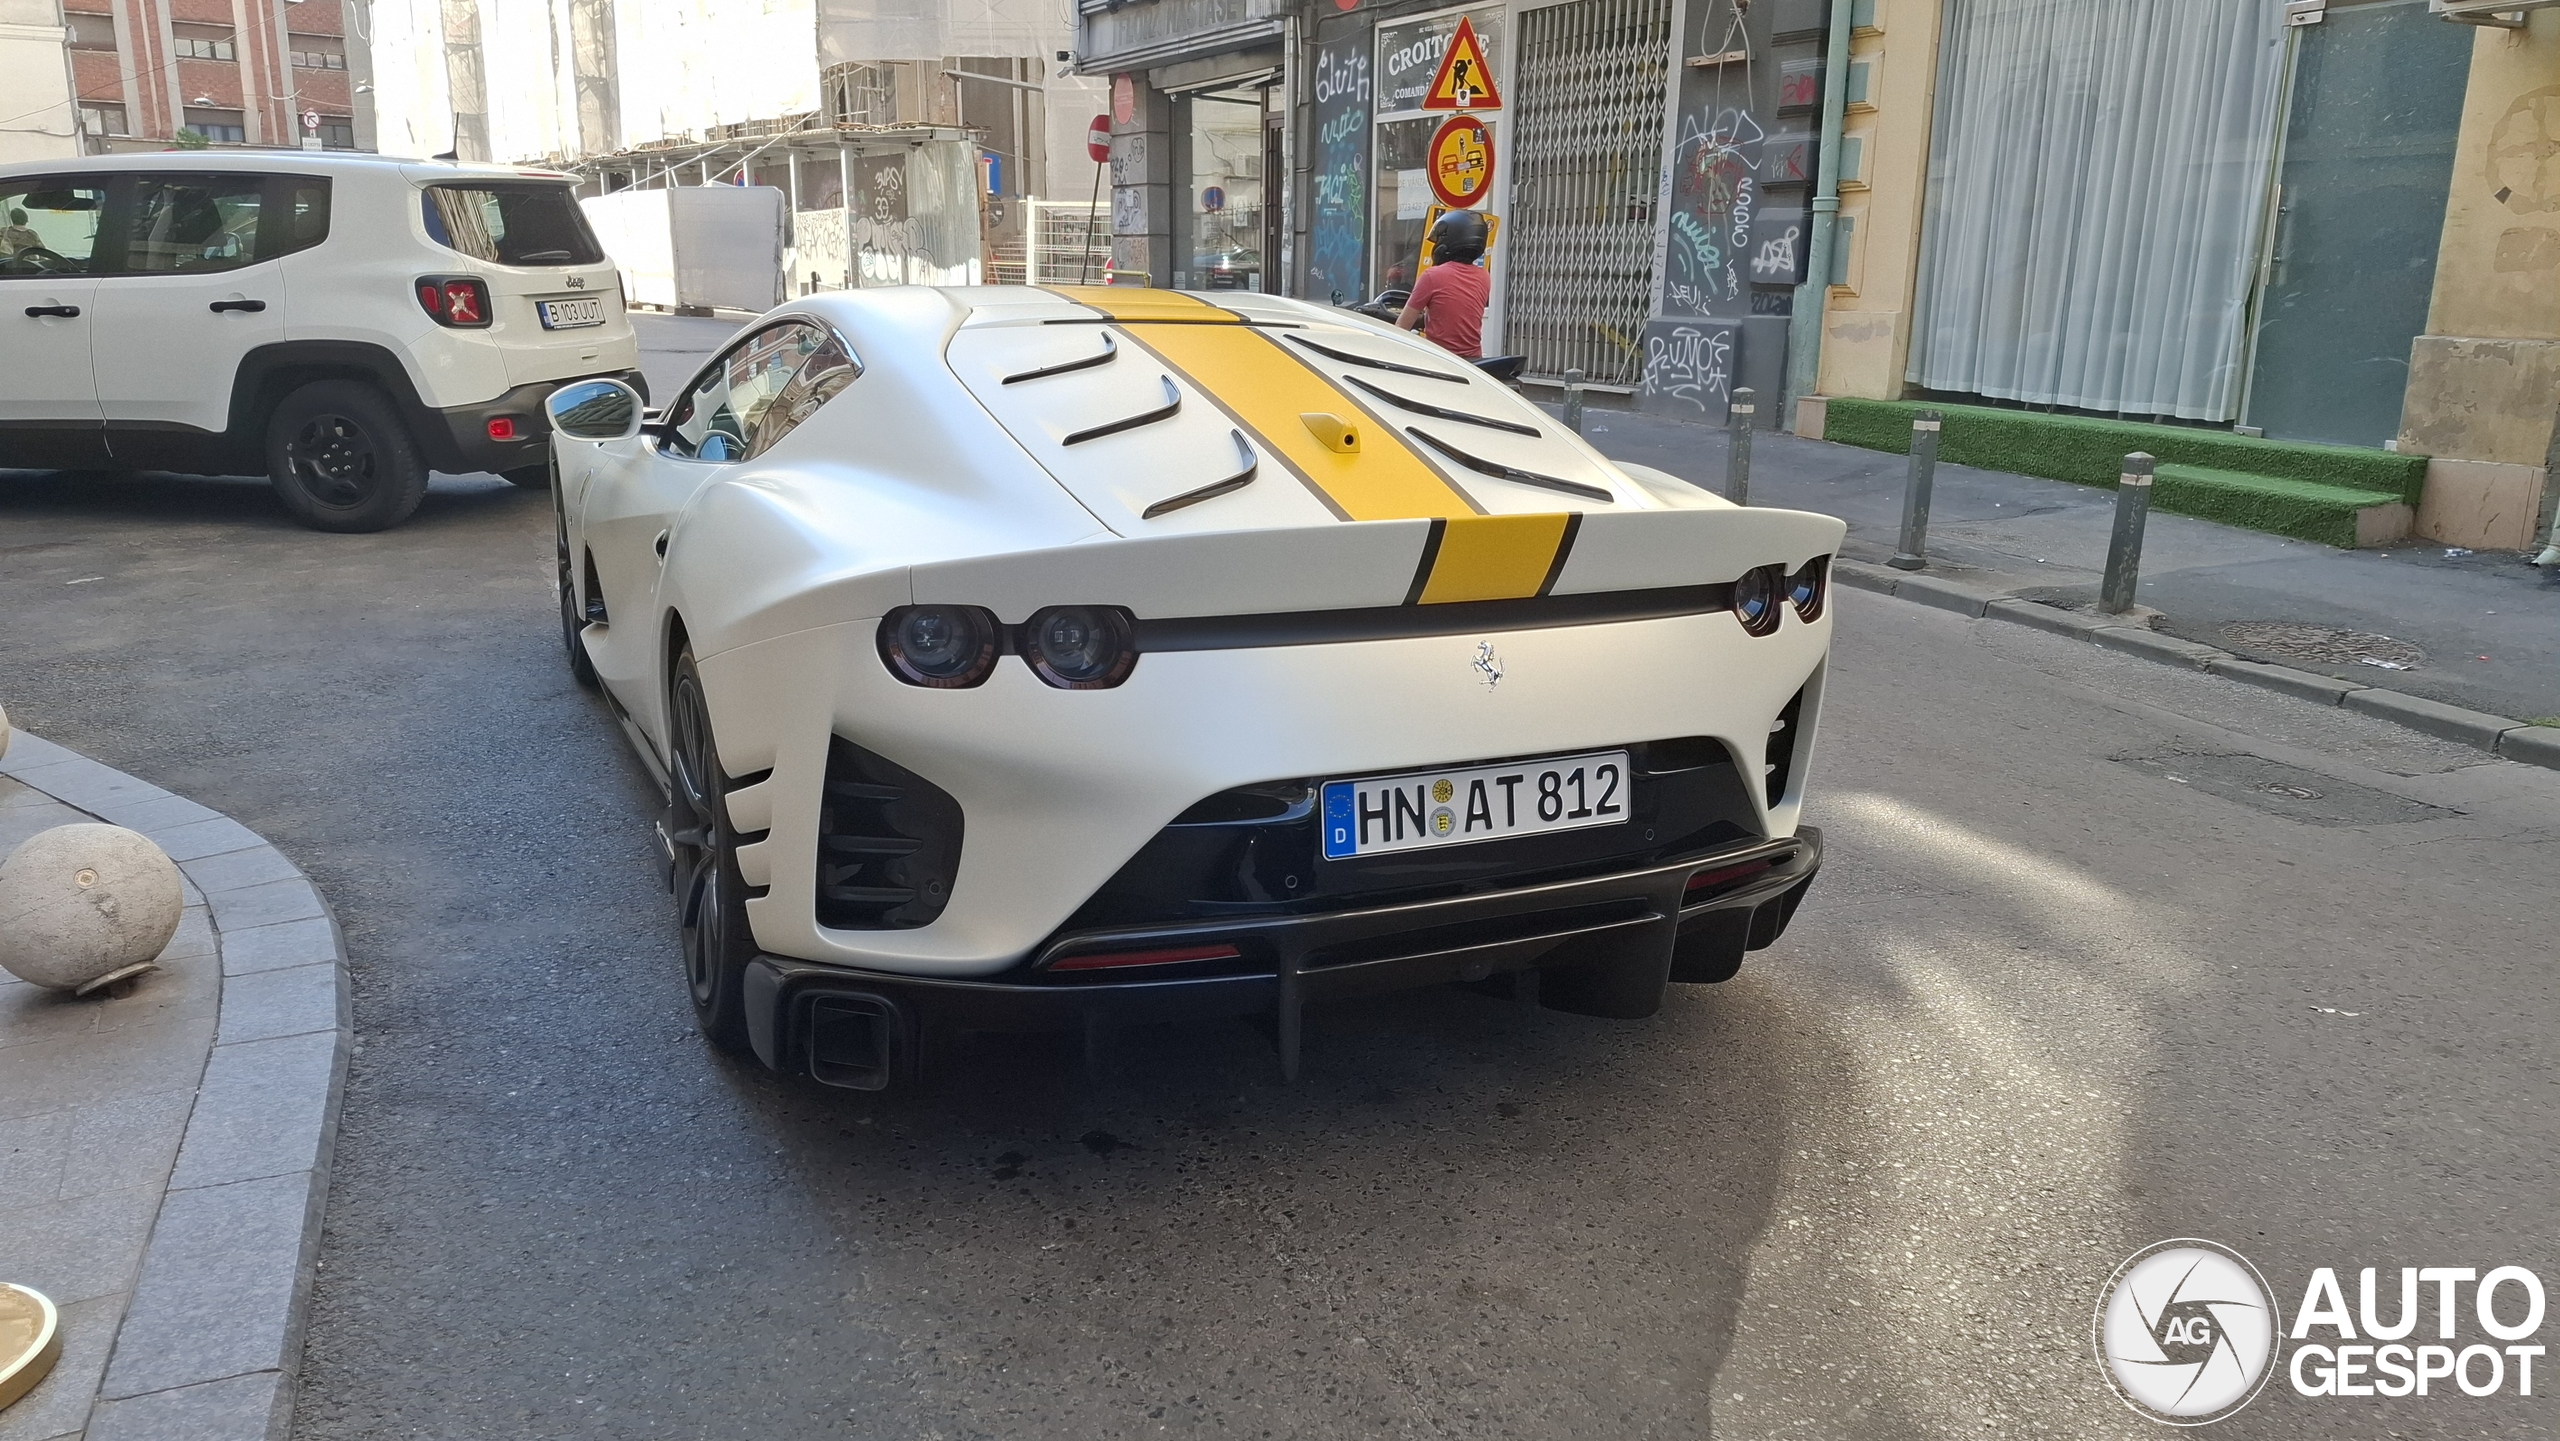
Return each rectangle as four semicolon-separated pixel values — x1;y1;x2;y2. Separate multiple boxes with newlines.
1310;32;1372;303
848;154;925;285
1664;105;1764;316
1639;319;1739;414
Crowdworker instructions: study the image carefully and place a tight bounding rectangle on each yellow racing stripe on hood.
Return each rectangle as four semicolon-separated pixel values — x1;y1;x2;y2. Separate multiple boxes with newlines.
1042;286;1243;324
1414;513;1578;604
1117;322;1479;523
1057;300;1580;602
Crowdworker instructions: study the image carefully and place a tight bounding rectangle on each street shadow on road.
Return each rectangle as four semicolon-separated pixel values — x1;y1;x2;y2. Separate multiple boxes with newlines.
0;467;535;534
659;968;1800;1437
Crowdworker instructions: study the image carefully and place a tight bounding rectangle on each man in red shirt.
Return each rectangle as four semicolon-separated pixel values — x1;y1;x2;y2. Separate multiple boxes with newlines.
1396;210;1491;359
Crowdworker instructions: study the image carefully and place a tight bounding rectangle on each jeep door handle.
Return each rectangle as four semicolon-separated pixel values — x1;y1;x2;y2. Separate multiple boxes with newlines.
208;299;267;313
24;305;79;318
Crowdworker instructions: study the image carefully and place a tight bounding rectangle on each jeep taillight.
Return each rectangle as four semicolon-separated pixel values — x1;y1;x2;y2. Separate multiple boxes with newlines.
416;276;491;328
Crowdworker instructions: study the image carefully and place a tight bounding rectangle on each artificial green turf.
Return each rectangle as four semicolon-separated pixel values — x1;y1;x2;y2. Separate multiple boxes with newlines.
2149;465;2400;548
1823;398;2426;505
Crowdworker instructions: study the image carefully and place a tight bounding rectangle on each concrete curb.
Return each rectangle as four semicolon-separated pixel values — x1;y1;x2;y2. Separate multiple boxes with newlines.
0;731;347;1441
1835;558;2560;771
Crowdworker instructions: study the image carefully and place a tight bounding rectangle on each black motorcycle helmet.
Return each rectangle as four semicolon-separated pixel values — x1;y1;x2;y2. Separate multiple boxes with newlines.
1428;208;1489;265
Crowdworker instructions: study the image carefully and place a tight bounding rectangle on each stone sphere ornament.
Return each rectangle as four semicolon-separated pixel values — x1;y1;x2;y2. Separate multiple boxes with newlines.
0;1282;60;1413
0;824;182;993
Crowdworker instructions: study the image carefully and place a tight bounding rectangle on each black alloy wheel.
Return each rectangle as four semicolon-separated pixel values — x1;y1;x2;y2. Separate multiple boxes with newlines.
554;482;599;689
669;649;756;1052
263;380;430;532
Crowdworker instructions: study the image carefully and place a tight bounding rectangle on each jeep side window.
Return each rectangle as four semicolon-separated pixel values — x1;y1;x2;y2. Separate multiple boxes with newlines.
662;321;824;461
0;181;105;276
120;175;265;273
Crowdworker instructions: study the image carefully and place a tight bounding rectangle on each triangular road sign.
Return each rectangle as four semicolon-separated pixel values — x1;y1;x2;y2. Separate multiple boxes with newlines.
1420;17;1502;111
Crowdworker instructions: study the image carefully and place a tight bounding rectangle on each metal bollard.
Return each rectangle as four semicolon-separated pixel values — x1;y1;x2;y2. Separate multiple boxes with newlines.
1726;387;1755;505
1887;409;1942;570
2101;452;2155;613
1562;368;1587;434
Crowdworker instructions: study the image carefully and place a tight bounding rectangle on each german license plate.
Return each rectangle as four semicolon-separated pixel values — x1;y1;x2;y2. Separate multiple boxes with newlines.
1320;750;1630;860
538;297;604;329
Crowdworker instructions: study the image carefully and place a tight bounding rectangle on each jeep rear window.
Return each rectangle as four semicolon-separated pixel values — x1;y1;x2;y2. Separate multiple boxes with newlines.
420;182;602;266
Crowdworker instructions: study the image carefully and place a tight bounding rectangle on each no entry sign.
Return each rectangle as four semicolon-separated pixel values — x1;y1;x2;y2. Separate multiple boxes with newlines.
1087;114;1111;165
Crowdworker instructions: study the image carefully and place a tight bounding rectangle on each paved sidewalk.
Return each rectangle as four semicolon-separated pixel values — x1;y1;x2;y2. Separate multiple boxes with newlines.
0;731;348;1441
1570;406;2560;725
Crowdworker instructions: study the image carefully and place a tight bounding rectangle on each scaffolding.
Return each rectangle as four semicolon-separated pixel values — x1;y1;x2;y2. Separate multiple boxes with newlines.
1021;200;1110;287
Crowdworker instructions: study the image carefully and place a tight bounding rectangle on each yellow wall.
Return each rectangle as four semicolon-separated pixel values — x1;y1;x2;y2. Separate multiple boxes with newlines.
2399;11;2560;469
1811;0;1942;401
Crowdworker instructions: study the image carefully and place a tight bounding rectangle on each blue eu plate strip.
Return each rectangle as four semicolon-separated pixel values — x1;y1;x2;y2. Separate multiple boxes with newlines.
1321;781;1357;859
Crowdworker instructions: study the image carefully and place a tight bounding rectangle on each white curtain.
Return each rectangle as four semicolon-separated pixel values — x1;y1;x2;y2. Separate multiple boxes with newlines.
1904;0;2287;420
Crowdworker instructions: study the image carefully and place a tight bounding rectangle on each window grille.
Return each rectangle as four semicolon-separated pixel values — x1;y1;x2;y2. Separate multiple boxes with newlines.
1502;0;1673;387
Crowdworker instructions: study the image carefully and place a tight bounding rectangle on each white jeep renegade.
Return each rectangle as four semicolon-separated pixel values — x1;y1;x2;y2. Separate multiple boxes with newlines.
0;151;642;531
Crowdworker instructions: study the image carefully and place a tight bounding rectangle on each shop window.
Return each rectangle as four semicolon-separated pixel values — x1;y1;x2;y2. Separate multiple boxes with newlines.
1370;5;1505;294
1183;86;1267;291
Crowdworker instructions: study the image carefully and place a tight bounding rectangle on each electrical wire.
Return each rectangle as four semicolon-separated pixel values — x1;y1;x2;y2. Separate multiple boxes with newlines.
0;43;216;132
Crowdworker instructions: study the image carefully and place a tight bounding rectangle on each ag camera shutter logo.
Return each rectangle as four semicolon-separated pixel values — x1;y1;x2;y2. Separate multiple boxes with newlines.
2094;1239;2282;1425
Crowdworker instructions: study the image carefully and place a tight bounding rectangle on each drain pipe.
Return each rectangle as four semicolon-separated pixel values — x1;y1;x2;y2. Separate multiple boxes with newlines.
1781;0;1856;431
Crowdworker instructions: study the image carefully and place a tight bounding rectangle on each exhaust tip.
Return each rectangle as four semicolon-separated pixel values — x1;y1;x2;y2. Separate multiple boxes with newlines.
799;990;903;1090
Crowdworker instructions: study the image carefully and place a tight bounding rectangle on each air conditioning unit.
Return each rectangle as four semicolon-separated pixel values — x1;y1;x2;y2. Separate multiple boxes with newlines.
2429;0;2559;26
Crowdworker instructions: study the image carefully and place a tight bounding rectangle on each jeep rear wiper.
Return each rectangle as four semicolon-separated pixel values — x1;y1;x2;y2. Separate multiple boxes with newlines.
517;249;574;263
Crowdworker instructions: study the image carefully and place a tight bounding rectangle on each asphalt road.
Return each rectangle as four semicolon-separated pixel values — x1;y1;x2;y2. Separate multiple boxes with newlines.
1;321;2554;1439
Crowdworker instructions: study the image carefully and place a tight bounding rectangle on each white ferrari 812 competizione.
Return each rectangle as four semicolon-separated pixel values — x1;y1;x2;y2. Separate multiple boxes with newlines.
545;285;1842;1089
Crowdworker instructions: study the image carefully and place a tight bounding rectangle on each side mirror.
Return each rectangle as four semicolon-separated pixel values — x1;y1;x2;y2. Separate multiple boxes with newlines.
546;378;643;442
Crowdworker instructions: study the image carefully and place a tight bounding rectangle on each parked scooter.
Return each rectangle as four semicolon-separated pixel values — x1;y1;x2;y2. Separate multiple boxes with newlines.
1341;287;1529;384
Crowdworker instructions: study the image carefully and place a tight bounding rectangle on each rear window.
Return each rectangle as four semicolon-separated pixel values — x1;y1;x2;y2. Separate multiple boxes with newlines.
420;182;602;266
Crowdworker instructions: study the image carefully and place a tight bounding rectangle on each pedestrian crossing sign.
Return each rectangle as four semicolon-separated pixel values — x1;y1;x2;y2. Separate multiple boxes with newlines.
1420;18;1502;111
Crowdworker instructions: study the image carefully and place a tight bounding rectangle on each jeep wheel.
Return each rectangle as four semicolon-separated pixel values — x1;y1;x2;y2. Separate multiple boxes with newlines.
265;381;429;532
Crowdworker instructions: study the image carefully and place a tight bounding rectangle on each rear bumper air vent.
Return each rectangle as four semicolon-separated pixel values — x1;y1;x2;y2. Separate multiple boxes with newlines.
814;736;963;930
1764;688;1806;808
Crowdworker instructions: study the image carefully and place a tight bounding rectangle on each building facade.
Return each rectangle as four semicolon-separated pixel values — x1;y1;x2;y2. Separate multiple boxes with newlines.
366;0;1106;287
1085;0;1833;408
1809;0;2558;550
2;0;82;161
1081;0;2558;552
12;0;374;153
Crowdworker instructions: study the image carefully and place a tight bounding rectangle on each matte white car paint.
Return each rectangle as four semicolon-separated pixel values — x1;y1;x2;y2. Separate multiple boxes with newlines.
556;284;1845;978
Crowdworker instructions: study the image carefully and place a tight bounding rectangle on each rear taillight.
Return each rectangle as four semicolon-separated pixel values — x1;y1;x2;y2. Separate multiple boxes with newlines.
416;276;491;328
